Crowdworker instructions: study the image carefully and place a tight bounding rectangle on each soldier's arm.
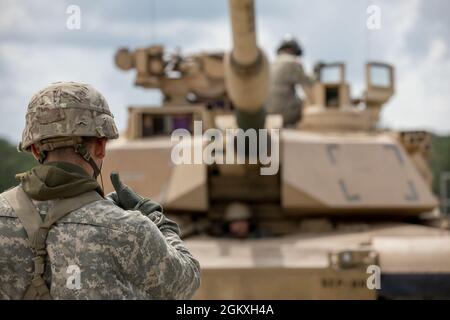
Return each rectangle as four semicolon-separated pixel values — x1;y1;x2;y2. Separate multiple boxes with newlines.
125;207;201;300
291;63;315;103
106;174;200;298
294;62;315;88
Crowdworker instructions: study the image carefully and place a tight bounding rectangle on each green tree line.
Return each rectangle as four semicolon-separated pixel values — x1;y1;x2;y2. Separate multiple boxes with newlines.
0;138;37;192
430;135;450;197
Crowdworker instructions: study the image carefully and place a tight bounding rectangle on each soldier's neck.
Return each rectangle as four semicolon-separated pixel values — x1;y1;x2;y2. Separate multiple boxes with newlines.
44;154;94;177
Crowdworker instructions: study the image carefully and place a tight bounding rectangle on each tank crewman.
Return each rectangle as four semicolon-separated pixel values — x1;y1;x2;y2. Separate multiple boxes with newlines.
265;35;320;127
222;202;271;239
224;202;253;239
0;82;200;299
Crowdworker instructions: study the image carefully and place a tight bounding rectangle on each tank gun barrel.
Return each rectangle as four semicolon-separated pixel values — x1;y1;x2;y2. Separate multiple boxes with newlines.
228;0;259;66
225;0;269;130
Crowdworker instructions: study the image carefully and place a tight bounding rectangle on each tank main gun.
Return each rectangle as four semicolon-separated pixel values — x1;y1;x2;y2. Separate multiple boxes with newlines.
224;0;269;130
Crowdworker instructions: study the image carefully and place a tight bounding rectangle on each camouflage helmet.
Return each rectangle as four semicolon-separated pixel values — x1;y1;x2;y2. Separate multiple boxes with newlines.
224;202;252;222
20;82;118;152
277;34;303;56
20;82;119;176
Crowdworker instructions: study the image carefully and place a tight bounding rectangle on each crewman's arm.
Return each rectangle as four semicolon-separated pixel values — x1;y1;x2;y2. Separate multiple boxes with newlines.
292;62;315;103
294;63;315;88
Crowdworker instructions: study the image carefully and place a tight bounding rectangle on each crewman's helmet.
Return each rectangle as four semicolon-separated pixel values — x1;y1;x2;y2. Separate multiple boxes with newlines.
276;34;303;56
224;202;252;222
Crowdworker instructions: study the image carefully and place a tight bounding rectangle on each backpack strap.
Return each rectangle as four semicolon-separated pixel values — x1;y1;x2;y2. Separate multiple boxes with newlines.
3;186;42;245
3;186;103;300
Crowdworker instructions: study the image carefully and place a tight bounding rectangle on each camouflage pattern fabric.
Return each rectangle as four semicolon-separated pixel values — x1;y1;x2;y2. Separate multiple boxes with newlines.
265;53;314;126
20;82;119;152
0;193;201;299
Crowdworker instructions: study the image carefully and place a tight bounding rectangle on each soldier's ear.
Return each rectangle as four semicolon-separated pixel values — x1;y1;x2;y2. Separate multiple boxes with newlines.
30;144;40;161
92;137;107;159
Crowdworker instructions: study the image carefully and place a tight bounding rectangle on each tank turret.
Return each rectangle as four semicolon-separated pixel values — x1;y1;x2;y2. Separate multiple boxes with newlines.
113;0;268;131
301;62;395;131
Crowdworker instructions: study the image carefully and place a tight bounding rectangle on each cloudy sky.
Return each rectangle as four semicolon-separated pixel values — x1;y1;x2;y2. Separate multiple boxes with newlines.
0;0;449;143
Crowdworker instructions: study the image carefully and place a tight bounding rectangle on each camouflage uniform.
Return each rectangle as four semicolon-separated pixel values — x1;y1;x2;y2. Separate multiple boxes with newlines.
0;193;200;299
0;82;200;299
265;53;314;126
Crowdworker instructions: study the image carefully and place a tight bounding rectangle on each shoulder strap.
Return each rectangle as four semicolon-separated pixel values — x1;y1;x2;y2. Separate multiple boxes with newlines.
3;186;103;300
43;191;103;228
3;186;43;244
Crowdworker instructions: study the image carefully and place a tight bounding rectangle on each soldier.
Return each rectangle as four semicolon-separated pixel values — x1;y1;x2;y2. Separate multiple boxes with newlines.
0;82;200;299
224;202;253;239
221;202;271;239
265;35;319;127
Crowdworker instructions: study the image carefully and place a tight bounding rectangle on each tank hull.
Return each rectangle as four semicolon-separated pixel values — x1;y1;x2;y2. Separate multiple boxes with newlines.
187;222;450;299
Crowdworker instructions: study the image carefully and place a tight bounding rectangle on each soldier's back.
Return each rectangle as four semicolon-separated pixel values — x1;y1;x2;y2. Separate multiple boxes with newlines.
266;54;307;125
0;191;154;299
270;53;304;86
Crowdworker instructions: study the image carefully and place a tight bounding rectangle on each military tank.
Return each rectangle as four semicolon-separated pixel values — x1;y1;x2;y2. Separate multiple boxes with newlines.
102;0;450;299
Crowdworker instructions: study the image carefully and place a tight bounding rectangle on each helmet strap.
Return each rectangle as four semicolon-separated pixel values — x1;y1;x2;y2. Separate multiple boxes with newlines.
36;137;102;181
73;143;101;179
38;150;47;164
98;162;105;192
